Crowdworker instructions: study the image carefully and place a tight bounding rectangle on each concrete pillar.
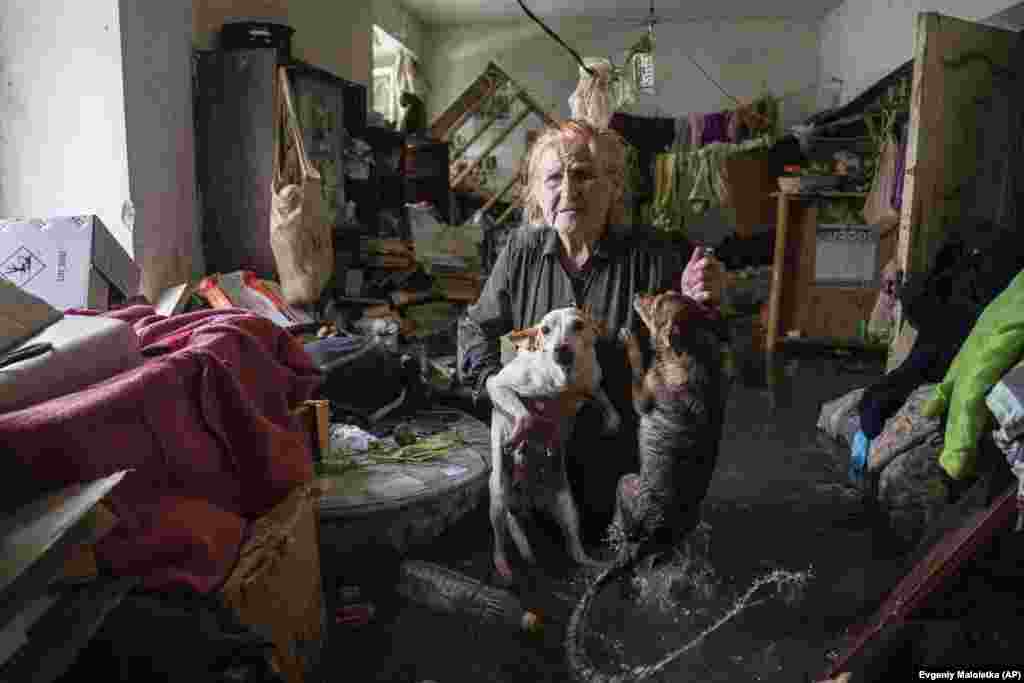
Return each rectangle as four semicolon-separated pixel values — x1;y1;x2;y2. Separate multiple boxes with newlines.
0;0;199;302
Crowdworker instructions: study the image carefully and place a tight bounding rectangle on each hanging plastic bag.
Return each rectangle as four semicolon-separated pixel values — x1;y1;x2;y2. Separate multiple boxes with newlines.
270;68;334;305
568;58;636;129
867;258;899;342
863;137;901;228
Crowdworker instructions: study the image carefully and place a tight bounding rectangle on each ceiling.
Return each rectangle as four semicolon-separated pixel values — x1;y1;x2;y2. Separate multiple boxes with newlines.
400;0;846;27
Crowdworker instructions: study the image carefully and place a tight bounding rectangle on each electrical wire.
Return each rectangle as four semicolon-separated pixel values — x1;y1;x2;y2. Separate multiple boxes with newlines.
684;53;741;107
517;0;808;127
516;0;595;76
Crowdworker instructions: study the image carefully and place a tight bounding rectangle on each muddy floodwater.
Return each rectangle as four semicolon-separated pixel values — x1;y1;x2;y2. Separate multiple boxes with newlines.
324;347;911;682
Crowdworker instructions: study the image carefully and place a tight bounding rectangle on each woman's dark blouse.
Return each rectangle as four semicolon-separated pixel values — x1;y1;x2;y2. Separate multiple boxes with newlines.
458;222;720;401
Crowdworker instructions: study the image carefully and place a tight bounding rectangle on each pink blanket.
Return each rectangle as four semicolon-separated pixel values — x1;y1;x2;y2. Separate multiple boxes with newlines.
0;306;322;592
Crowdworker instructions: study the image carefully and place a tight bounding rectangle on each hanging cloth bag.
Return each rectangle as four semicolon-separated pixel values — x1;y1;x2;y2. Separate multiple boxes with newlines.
270;67;333;305
863;136;901;229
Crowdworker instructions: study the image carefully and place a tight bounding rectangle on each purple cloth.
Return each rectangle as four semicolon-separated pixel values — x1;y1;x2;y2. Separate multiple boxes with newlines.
701;111;731;146
689;112;705;148
0;306;323;593
892;129;908;211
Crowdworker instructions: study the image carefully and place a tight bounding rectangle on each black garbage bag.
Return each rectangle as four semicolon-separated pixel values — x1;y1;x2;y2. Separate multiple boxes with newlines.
304;335;425;427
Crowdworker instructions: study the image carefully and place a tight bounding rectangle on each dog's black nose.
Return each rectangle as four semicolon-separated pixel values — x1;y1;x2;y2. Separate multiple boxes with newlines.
554;345;574;366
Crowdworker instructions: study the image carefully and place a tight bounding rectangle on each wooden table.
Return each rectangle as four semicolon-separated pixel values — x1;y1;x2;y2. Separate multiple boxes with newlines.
764;191;896;354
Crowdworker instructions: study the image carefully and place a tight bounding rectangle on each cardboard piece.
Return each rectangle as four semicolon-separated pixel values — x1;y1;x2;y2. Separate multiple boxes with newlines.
0;280;63;355
220;485;324;683
154;282;194;318
0;216;139;311
0;472;128;629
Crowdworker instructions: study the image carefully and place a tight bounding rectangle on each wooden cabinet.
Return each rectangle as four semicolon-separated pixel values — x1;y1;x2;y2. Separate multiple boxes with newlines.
765;193;897;352
889;13;1021;369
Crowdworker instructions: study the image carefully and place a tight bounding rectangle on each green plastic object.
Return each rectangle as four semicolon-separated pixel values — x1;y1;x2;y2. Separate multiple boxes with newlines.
924;268;1024;479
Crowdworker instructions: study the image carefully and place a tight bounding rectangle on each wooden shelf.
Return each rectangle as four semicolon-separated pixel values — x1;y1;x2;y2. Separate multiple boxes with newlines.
775;335;889;353
764;194;896;353
770;191;869;199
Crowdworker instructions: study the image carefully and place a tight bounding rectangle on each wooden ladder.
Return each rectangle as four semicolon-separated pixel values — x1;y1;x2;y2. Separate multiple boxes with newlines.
429;61;561;225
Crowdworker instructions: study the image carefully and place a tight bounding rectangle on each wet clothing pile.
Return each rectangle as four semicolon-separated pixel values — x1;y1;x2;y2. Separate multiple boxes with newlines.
858;225;1024;444
0;305;322;593
987;359;1024;530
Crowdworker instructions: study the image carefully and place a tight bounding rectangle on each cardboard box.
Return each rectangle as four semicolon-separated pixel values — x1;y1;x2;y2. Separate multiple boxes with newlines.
220;485;325;683
0;215;139;311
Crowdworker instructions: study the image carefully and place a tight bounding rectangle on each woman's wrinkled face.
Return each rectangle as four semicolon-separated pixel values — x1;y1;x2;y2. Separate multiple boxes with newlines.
533;139;611;236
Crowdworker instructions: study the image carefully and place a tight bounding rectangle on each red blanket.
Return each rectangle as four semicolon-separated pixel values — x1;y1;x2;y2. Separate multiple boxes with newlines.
0;306;322;592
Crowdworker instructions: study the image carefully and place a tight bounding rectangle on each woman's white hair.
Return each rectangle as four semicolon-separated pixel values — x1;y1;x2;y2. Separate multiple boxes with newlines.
521;119;627;227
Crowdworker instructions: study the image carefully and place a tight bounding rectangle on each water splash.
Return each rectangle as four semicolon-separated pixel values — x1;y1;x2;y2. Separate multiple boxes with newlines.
591;519;816;679
627;566;815;680
630;523;718;614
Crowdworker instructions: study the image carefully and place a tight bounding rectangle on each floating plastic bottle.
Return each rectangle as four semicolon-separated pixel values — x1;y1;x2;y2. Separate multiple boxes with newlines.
396;560;541;633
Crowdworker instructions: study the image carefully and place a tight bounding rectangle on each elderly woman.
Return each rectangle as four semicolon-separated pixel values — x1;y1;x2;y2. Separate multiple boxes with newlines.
458;119;728;543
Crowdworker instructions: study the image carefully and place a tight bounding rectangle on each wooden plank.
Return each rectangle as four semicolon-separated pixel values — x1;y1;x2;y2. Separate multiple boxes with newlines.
480;173;520;215
898;12;1018;279
429;66;507;142
800;287;877;341
765;192;790;353
450;105;533;189
878;225;898;269
891;11;1019;370
450;109;502;163
769;192;868;198
726;155;777;239
786;202;817;337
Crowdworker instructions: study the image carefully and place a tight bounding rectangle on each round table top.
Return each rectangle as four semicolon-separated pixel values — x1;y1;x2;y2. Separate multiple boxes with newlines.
316;407;491;520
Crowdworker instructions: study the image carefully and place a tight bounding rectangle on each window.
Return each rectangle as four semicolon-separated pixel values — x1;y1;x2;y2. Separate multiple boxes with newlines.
372;25;404;126
372;66;396;124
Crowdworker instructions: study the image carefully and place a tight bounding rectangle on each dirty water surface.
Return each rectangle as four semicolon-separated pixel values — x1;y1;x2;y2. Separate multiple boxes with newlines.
323;350;908;683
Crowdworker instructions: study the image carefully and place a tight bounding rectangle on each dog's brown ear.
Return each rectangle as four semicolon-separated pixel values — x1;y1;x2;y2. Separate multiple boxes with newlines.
509;326;542;352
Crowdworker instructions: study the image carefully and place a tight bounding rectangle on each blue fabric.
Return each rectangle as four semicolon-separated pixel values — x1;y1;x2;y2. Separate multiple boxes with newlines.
849;429;870;485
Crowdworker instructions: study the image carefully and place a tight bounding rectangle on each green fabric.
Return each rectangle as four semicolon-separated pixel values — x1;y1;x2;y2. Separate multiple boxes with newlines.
688;135;774;215
651;121;697;237
923;268;1024;479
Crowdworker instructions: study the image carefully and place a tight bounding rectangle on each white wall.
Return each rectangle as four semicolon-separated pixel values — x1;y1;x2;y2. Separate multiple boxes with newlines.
120;0;200;297
0;1;132;259
374;0;426;60
423;17;820;241
818;0;1022;108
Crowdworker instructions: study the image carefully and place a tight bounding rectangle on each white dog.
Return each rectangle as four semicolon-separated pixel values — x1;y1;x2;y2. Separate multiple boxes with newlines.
486;306;621;579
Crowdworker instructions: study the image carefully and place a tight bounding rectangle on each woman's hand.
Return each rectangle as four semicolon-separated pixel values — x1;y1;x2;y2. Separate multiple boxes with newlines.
681;246;725;307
